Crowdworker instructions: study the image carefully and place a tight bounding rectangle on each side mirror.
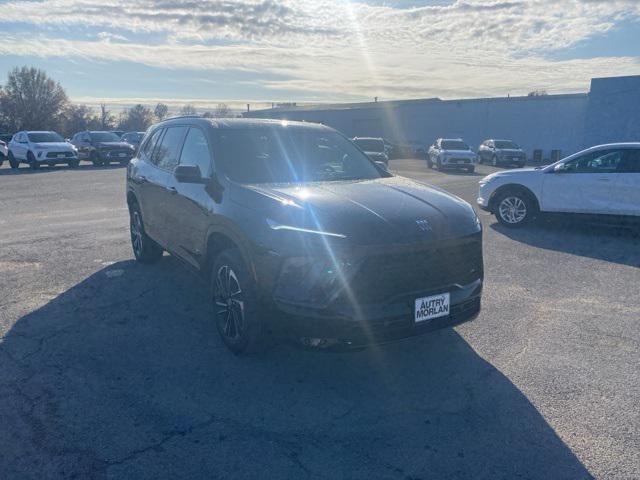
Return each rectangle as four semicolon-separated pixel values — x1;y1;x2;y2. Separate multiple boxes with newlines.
175;165;206;184
554;163;568;173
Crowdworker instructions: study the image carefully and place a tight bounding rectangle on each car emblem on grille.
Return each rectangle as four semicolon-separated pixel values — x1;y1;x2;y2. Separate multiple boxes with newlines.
416;219;432;232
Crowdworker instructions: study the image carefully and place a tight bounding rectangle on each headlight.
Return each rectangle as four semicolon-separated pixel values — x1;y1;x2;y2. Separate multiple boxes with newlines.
267;219;346;239
274;256;358;306
479;175;497;186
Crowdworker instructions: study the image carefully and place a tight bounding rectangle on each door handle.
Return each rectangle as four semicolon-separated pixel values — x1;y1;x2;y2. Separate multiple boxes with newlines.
165;186;178;194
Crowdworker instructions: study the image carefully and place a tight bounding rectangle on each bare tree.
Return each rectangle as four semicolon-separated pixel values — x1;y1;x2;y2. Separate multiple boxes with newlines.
179;104;197;116
118;104;154;132
213;103;232;118
100;103;115;129
60;104;100;137
154;102;169;121
0;66;68;131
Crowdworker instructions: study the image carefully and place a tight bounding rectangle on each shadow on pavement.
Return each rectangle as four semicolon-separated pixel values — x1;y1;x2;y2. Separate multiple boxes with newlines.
0;257;593;479
491;218;640;267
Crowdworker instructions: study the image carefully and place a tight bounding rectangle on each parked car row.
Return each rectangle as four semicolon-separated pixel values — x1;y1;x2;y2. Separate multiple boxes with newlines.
1;130;144;169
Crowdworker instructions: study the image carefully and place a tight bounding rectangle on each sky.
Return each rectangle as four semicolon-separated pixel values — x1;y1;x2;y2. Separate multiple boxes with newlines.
0;0;639;111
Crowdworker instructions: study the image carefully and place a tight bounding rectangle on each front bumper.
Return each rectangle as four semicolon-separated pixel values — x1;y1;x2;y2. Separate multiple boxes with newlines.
267;278;482;346
442;157;476;167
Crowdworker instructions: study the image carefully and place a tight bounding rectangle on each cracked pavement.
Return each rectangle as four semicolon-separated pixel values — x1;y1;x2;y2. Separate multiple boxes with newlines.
0;161;638;479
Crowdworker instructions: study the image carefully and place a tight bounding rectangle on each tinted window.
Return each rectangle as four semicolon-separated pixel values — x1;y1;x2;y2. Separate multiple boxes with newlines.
619;149;640;173
28;132;64;143
155;126;187;170
563;149;622;173
141;129;163;160
179;128;211;176
494;140;519;149
441;140;470;150
89;132;121;142
213;128;381;184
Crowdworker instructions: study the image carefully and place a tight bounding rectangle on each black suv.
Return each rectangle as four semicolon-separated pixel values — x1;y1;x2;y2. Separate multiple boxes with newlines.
126;118;483;354
71;131;136;166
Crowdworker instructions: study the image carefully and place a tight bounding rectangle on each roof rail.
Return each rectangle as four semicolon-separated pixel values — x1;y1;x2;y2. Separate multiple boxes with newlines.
164;115;202;121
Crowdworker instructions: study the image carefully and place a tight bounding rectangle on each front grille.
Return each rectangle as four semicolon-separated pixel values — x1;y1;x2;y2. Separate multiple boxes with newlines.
344;235;483;304
105;149;132;158
46;151;73;158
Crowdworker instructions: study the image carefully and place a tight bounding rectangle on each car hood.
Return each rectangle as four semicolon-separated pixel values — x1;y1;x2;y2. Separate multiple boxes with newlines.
364;151;386;157
238;176;480;245
481;167;541;182
33;142;74;150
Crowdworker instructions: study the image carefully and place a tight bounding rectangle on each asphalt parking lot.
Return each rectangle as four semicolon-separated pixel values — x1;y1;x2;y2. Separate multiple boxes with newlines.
0;160;638;480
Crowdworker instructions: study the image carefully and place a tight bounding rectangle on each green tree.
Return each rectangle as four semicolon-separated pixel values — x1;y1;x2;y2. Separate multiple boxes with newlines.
118;104;154;132
154;103;169;121
0;66;68;131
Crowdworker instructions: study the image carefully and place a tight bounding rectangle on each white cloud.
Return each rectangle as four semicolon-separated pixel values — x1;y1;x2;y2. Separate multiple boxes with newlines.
0;0;639;100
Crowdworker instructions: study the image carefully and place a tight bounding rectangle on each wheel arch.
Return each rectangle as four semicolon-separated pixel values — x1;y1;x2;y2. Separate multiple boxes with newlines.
489;183;540;214
204;227;257;283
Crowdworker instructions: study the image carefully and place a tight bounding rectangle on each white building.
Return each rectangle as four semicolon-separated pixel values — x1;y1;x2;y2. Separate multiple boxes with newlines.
244;75;640;161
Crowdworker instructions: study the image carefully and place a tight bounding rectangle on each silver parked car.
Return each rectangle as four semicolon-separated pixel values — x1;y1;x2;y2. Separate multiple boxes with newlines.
477;139;526;168
428;138;477;173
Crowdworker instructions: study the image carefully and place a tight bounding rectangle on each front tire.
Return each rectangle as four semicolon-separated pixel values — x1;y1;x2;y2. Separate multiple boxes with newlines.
8;151;19;169
129;203;163;263
27;152;39;170
494;190;536;228
90;151;102;167
69;159;79;168
427;157;433;169
492;155;499;167
211;248;265;355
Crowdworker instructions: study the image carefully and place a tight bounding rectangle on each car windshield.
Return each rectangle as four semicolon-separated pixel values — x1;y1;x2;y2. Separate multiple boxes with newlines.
213;128;382;184
354;139;384;152
90;132;121;142
27;132;63;143
441;140;469;150
494;140;519;149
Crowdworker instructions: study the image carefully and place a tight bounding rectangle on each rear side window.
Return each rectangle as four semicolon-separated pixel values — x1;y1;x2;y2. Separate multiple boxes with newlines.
619;149;640;173
179;128;212;176
155;126;188;171
141;129;163;161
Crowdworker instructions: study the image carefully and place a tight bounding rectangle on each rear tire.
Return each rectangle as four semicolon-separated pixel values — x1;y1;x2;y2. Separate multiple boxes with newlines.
467;166;475;173
69;160;79;168
211;248;266;355
494;190;537;228
8;151;19;169
129;202;163;263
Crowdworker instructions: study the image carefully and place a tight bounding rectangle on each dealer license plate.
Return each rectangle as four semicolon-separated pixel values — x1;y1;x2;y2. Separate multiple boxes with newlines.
118;153;127;158
57;154;66;158
415;293;450;323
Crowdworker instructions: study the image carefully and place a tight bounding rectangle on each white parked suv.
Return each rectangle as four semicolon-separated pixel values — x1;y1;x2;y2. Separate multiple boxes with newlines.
477;143;640;227
8;131;79;170
428;138;477;173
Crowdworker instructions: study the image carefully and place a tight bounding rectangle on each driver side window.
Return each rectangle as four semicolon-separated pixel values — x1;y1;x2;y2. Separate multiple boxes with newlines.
562;149;622;173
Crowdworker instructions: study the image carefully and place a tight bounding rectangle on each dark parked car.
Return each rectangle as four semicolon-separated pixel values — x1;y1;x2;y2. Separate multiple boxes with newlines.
71;131;136;166
477;139;526;167
127;118;483;354
121;131;145;149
